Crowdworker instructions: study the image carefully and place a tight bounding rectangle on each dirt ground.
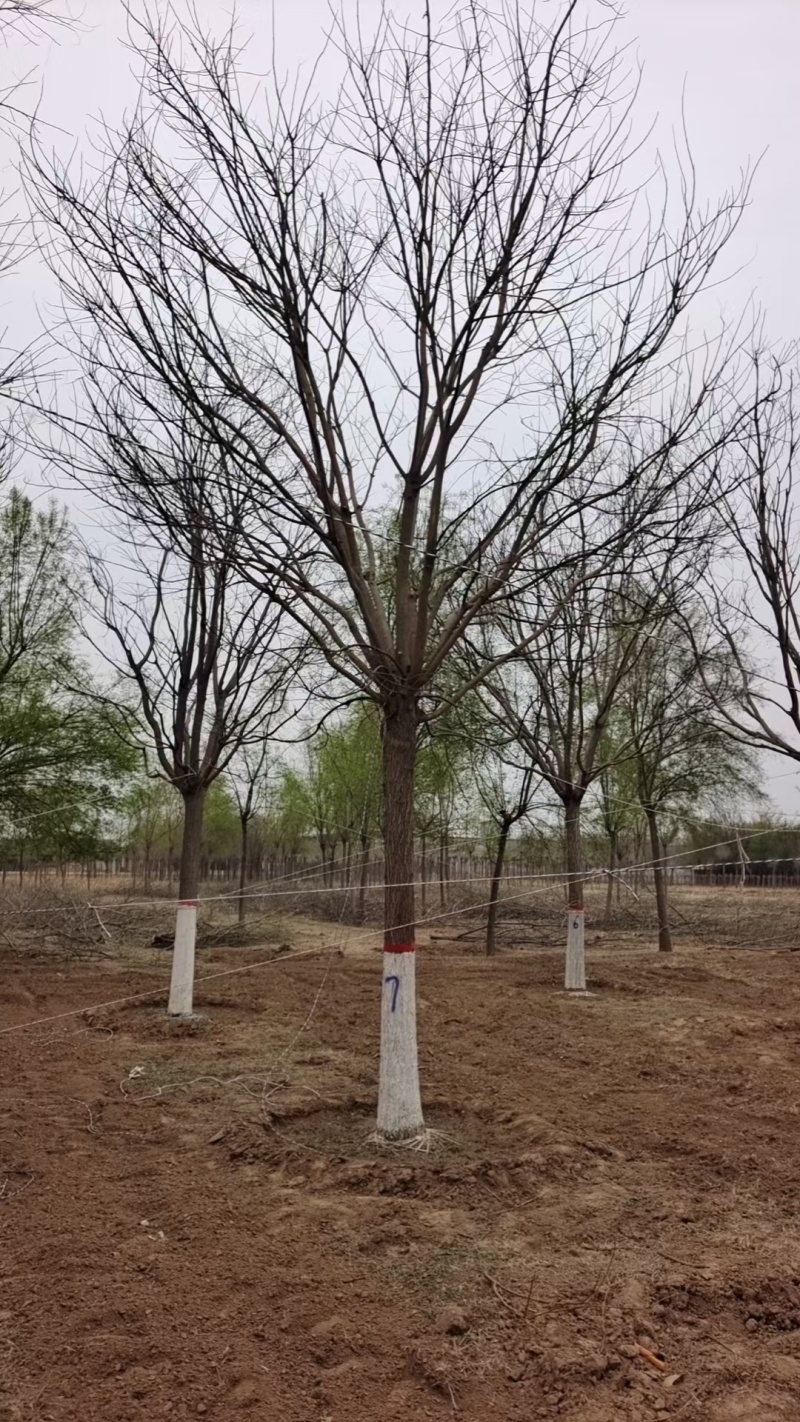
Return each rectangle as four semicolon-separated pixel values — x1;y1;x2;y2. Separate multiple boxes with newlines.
3;902;800;1421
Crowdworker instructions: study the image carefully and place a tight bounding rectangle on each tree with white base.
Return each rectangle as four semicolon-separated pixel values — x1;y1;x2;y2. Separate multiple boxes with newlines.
378;948;423;1140
56;401;300;1020
564;807;587;992
377;696;425;1138
35;0;753;1127
477;527;720;991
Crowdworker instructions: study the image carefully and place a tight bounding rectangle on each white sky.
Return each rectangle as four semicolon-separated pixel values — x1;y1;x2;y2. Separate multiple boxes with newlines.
6;0;795;331
4;0;800;816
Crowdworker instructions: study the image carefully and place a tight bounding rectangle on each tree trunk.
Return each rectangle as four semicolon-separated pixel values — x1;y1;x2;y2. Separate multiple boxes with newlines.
358;831;370;923
443;829;449;902
645;805;673;953
604;828;617;927
168;786;206;1017
439;837;446;909
237;814;249;924
564;798;586;991
420;831;427;918
377;696;424;1141
486;818;511;956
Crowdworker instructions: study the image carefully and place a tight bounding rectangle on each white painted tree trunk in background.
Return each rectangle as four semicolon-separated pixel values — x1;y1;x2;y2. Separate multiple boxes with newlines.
565;906;586;991
168;900;197;1016
377;948;424;1139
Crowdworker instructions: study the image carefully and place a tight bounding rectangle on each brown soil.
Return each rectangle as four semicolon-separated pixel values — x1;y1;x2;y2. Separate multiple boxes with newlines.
3;916;800;1421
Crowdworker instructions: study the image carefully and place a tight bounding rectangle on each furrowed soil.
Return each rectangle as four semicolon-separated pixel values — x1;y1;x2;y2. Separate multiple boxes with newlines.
3;907;800;1420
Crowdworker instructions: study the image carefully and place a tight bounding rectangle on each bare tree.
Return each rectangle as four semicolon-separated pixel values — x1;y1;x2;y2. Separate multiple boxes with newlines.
0;0;68;34
476;513;713;988
593;727;641;925
79;400;299;1017
617;602;760;952
472;744;540;956
0;0;78;453
32;1;751;1138
228;737;272;925
699;355;800;764
0;486;75;685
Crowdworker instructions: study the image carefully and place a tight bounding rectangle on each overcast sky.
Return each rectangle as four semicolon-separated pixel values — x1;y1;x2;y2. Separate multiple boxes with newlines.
6;0;796;334
4;0;800;819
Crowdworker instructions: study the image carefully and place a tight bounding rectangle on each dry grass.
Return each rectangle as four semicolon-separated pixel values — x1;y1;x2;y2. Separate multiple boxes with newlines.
2;874;799;973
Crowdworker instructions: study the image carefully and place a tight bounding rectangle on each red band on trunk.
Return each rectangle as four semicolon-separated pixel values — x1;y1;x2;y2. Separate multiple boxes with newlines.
178;899;198;908
383;941;416;953
569;906;584;913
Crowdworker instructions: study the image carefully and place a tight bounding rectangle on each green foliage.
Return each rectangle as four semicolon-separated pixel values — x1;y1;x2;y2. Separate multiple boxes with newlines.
202;780;240;856
316;704;383;846
0;480;766;882
0;489;141;867
267;695;500;861
123;779;183;861
269;767;315;854
415;730;465;841
0;488;76;683
124;776;242;860
617;606;763;841
0;675;137;865
588;713;647;861
415;689;485;846
270;705;383;859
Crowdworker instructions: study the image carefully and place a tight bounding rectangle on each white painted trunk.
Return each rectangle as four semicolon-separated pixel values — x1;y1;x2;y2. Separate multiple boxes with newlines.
377;948;424;1139
565;906;586;991
167;900;197;1017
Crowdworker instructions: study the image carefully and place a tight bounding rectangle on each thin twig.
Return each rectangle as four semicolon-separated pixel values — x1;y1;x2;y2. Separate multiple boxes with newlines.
521;1275;536;1323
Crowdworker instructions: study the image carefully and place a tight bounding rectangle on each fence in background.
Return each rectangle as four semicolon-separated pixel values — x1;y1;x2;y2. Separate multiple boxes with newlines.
5;851;800;898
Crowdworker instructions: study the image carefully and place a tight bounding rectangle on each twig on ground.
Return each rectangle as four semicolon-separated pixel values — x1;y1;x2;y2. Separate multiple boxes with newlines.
521;1275;536;1323
637;1344;668;1372
430;925;483;942
707;1331;738;1357
483;1272;525;1316
89;903;112;941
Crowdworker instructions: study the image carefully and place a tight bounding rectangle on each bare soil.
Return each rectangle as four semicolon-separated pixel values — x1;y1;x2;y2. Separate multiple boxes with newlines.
3;902;800;1421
